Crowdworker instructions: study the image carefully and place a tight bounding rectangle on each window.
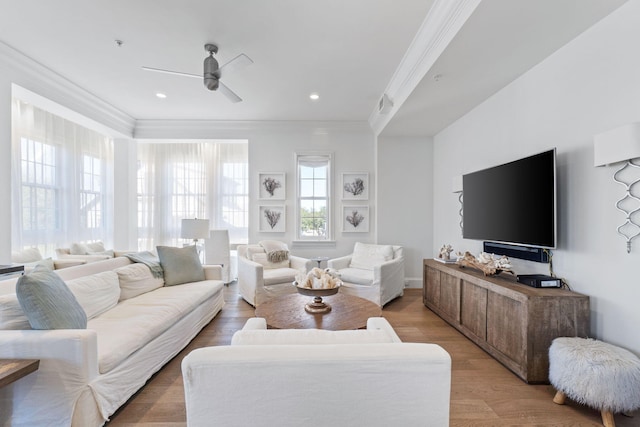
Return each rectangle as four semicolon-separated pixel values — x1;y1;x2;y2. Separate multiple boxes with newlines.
296;153;332;240
12;98;113;256
137;141;248;249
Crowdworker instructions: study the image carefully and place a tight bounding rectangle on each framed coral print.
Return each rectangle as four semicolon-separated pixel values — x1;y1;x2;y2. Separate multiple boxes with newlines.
258;172;286;200
342;172;369;200
259;205;286;232
342;205;369;233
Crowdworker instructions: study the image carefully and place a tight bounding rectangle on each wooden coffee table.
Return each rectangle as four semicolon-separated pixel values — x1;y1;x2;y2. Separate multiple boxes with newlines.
254;293;381;330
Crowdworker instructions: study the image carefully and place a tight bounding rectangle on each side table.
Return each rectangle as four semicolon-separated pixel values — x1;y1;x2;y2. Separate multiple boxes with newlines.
0;359;39;388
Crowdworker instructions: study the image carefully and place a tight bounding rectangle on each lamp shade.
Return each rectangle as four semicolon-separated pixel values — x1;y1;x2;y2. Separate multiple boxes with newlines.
181;219;210;240
594;122;640;166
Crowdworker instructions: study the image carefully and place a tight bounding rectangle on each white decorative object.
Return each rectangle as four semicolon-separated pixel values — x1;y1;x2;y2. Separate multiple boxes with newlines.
452;175;463;234
342;205;369;232
259;205;285;232
594;122;640;253
258;172;285;200
456;251;513;276
437;244;455;263
342;172;369;200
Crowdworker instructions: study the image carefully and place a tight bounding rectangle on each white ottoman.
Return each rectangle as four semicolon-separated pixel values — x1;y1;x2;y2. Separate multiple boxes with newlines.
549;337;640;427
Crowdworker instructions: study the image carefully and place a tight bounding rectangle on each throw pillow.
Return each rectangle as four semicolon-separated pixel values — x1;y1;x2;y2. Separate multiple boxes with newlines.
258;240;290;263
11;247;43;263
156;245;205;286
15;265;87;329
349;242;394;271
251;252;289;269
66;271;121;320
115;263;164;300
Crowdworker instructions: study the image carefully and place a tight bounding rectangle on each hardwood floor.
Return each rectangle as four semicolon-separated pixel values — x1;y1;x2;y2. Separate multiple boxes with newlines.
107;286;638;426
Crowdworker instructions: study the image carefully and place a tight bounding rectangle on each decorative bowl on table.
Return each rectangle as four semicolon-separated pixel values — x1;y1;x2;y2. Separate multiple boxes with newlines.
294;282;341;314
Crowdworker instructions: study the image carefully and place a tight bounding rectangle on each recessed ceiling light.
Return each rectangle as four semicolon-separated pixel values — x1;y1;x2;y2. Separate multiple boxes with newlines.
309;92;320;100
156;92;167;99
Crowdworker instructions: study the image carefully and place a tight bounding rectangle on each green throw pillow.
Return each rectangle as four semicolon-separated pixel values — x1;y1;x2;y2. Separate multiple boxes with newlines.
156;245;205;286
16;265;87;329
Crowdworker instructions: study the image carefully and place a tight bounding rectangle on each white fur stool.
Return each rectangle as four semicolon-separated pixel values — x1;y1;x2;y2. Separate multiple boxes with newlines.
549;337;640;427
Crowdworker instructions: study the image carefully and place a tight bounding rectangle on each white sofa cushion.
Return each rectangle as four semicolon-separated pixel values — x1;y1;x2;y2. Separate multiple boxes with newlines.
115;263;164;301
349;242;394;271
66;271;121;320
91;280;223;374
0;293;31;329
338;267;374;286
71;241;106;255
231;328;395;345
263;267;299;286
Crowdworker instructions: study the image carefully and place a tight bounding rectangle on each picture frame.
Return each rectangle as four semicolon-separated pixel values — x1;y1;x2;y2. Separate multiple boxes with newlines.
342;205;369;233
341;172;369;200
259;205;286;232
258;172;286;200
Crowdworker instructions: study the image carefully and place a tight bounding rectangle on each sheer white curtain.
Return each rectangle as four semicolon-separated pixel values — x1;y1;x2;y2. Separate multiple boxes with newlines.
11;98;114;257
136;141;248;250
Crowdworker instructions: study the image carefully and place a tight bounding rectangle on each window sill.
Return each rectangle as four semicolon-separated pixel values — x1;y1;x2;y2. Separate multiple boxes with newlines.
291;240;336;249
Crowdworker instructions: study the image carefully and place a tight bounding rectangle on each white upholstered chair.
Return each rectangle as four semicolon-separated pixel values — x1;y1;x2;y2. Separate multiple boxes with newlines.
204;229;232;284
327;242;404;306
181;317;451;427
237;241;313;306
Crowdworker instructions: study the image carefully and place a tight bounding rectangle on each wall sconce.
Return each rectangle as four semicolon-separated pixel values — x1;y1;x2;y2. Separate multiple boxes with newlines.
594;122;640;253
181;218;210;249
452;175;463;235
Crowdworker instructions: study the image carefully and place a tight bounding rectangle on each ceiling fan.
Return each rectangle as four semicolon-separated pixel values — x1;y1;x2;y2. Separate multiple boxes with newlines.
142;43;253;103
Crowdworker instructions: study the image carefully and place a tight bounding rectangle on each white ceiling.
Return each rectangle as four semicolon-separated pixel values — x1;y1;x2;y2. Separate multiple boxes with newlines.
0;0;628;135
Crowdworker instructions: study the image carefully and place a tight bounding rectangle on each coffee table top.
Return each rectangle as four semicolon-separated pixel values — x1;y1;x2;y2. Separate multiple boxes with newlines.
255;293;381;330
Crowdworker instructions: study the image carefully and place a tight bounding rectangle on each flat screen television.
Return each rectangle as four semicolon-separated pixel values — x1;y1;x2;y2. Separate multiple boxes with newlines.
462;149;556;249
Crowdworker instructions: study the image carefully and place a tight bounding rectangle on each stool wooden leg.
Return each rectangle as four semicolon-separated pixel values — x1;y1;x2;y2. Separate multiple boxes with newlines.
601;410;615;427
553;390;566;405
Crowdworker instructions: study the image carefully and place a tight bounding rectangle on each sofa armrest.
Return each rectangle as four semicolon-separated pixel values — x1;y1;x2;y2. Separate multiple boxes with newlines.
53;258;87;269
203;264;223;281
289;256;313;272
327;255;352;270
366;317;402;342
0;329;99;426
242;317;267;330
238;256;264;283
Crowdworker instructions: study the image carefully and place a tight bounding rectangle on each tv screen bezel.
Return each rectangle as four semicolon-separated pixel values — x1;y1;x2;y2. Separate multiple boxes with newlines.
462;148;557;249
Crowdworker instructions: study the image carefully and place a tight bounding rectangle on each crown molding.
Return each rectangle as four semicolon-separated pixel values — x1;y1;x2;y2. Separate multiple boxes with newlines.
134;119;372;139
0;41;135;138
368;0;481;136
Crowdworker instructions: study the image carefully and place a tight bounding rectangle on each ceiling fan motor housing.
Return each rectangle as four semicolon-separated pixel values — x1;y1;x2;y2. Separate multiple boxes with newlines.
204;49;221;91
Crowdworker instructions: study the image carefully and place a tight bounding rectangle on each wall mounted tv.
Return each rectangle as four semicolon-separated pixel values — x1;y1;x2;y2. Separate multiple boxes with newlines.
462;148;556;249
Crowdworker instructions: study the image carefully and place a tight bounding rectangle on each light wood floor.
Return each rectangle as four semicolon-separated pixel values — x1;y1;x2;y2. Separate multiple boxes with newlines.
107;286;638;427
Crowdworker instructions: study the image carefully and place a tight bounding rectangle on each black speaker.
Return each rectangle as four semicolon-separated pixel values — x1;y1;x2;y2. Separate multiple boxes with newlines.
483;241;549;263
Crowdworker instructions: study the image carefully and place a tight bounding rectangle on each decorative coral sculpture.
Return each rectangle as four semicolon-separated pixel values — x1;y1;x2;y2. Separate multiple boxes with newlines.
456;251;514;276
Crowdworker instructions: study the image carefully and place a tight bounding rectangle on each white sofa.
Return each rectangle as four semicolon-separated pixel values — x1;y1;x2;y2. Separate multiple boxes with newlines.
327;242;405;306
237;242;313;306
182;317;451;427
0;256;225;427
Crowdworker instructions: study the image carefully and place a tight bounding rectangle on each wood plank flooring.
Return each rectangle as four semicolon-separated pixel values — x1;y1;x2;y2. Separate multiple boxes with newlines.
107;286;638;426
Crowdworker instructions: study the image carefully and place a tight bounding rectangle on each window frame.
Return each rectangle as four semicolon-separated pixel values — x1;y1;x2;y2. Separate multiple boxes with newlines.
295;152;332;241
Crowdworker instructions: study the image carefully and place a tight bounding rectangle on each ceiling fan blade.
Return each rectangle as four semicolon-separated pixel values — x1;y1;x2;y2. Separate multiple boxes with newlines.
219;53;253;76
217;81;242;103
141;66;201;79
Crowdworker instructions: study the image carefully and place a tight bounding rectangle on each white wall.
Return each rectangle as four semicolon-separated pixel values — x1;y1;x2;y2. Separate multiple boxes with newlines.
136;121;378;259
377;136;434;287
433;1;640;354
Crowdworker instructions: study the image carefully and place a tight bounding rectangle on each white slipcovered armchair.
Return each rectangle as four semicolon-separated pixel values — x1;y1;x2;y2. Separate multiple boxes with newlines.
237;241;313;306
327;242;404;306
182;317;452;427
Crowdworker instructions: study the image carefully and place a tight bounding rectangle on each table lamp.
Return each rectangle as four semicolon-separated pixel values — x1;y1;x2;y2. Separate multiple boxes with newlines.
181;218;210;250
